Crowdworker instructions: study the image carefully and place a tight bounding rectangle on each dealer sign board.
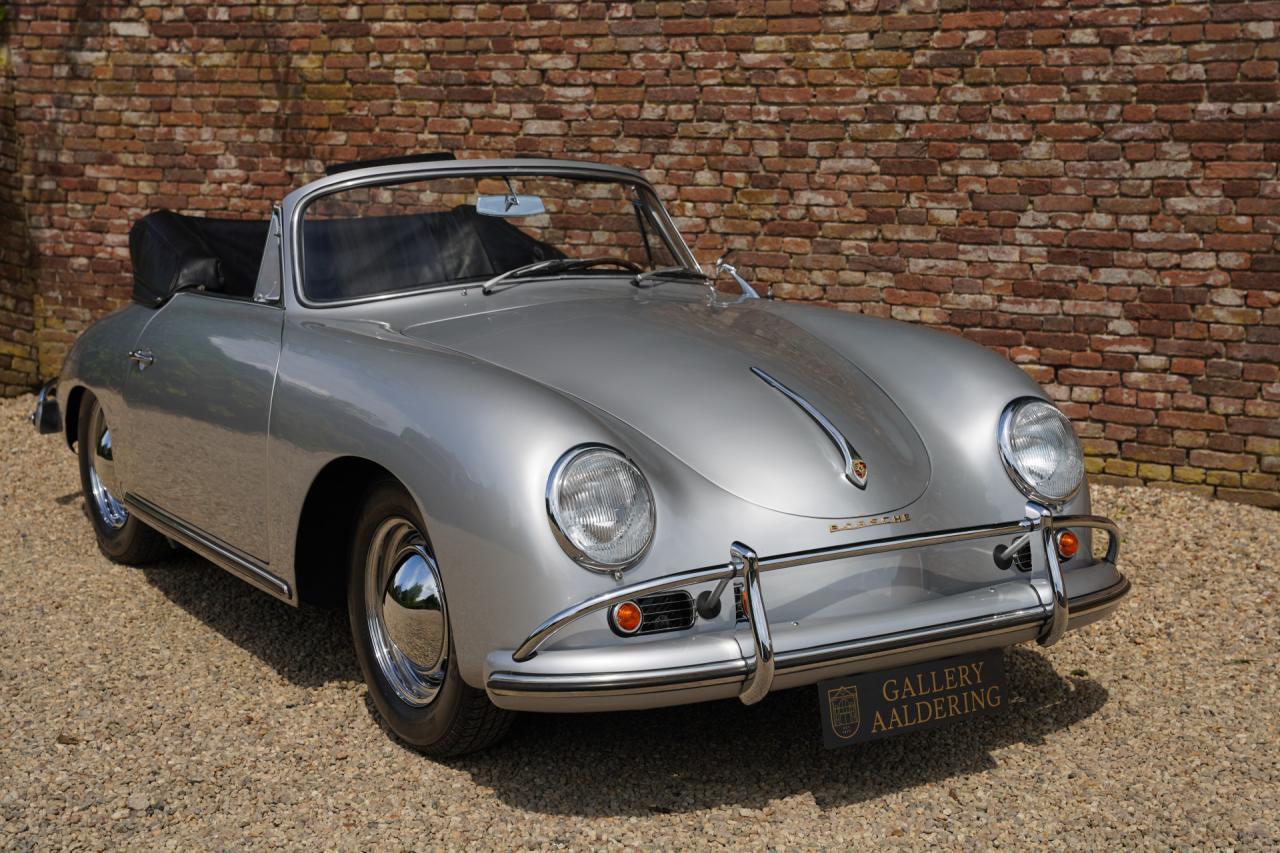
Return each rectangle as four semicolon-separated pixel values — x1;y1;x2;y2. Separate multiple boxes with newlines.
817;649;1006;748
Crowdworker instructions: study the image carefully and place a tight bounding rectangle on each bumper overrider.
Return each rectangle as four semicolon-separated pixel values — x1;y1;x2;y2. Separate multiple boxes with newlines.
30;381;61;436
485;502;1127;711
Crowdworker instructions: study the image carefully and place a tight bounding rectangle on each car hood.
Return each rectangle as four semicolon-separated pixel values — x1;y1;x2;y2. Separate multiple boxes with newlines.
402;293;930;519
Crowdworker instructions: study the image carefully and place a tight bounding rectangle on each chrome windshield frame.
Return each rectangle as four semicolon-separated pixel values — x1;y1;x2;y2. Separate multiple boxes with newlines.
279;159;701;310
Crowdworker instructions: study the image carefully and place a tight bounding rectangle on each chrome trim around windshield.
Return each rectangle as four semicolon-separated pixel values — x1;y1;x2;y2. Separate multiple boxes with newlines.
751;367;868;489
281;159;701;310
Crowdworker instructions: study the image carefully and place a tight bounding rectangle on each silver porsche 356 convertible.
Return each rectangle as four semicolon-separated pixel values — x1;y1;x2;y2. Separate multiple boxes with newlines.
32;155;1126;755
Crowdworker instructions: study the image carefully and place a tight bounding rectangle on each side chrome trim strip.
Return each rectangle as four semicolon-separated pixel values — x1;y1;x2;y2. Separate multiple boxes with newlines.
750;366;867;488
488;574;1131;700
124;494;291;599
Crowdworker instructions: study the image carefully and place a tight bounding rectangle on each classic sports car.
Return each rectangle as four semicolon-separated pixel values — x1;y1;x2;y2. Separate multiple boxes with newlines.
32;155;1126;755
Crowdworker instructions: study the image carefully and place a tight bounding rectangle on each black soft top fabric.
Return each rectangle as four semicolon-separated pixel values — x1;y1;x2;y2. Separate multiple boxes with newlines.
301;205;564;301
128;211;270;307
128;205;564;307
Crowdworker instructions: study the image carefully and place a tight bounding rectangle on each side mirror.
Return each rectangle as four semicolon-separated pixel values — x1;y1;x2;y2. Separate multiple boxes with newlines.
714;249;735;277
711;250;763;300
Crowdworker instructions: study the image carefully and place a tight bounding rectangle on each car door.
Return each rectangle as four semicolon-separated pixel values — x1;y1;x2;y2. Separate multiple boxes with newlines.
121;290;284;562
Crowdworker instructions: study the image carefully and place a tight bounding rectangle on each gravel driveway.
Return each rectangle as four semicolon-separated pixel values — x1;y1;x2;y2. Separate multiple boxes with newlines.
2;394;1277;850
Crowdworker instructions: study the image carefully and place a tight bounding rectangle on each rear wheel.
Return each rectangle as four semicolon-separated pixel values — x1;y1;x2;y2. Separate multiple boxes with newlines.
347;479;513;756
76;393;173;565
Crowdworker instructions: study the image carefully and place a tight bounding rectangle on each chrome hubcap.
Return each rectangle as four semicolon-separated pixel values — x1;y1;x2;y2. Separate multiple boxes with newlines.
87;406;128;529
365;517;448;707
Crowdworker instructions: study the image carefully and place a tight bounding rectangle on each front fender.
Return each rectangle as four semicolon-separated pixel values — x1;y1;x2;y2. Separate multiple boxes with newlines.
269;316;709;687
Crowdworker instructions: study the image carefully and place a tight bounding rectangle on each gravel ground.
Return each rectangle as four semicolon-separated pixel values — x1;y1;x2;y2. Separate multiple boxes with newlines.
1;393;1277;851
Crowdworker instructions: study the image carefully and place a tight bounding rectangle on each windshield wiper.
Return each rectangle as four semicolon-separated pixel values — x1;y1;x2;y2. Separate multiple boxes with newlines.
481;257;640;294
631;266;711;288
481;259;570;294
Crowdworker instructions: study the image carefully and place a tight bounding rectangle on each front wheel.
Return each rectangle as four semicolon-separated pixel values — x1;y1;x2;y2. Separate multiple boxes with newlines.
347;479;513;756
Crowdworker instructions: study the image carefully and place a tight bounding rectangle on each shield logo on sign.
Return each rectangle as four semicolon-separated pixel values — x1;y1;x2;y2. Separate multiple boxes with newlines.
827;685;861;739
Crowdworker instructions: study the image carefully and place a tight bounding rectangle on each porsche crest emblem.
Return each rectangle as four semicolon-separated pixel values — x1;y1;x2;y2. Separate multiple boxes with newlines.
851;458;868;485
827;685;861;739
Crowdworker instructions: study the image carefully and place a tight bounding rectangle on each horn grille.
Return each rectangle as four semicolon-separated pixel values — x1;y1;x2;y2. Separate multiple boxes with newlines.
633;591;695;635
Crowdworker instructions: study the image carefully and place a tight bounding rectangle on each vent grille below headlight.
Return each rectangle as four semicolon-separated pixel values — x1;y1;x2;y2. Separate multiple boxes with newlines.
634;591;695;635
1013;543;1033;572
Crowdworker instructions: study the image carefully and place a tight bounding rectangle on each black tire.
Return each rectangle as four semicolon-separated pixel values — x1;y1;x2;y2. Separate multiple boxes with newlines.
77;392;173;565
348;478;514;756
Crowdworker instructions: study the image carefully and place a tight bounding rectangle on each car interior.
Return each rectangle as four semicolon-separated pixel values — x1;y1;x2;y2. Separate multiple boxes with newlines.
127;206;565;307
301;206;564;301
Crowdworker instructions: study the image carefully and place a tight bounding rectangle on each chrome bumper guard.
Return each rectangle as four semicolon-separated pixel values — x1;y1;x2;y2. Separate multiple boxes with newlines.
507;501;1121;706
29;380;61;436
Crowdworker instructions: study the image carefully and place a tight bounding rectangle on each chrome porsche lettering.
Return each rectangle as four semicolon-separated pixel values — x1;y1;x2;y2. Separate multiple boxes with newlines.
829;512;910;534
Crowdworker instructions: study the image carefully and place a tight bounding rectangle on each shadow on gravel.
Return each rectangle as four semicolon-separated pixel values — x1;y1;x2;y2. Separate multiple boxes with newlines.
455;647;1108;817
138;552;1108;817
140;553;359;688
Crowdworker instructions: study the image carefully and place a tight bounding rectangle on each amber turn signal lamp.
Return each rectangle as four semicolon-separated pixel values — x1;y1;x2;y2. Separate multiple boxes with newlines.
1055;530;1080;560
612;601;643;635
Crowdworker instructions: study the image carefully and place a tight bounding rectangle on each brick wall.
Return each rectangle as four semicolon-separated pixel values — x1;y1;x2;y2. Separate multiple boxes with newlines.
0;5;37;395
2;1;1278;508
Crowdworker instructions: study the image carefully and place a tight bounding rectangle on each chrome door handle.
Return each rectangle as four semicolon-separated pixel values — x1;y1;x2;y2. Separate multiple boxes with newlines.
128;348;154;370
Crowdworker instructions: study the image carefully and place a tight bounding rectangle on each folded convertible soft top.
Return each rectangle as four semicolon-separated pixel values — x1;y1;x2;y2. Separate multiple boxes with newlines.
128;205;564;306
128;211;269;307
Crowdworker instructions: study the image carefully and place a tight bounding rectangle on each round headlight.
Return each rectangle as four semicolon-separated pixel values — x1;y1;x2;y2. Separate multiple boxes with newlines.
998;398;1085;504
547;446;655;571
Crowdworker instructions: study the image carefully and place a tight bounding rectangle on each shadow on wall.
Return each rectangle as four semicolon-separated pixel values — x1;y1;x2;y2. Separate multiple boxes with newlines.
142;545;1107;817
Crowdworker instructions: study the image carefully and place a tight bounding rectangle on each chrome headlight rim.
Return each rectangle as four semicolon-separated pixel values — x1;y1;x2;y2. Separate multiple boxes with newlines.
546;444;656;573
997;396;1085;507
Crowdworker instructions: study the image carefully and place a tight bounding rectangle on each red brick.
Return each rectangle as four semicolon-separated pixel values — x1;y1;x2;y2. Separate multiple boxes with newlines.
0;0;1273;507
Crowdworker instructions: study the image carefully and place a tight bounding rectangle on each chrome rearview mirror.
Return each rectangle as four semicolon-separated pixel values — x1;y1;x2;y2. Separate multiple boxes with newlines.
712;250;763;300
478;177;546;218
476;194;546;218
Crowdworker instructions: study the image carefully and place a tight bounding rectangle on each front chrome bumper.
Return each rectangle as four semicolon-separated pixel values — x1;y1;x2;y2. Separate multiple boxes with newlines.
486;501;1126;710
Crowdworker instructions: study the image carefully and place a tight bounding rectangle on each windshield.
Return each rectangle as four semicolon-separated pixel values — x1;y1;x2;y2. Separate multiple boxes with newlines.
300;173;686;303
